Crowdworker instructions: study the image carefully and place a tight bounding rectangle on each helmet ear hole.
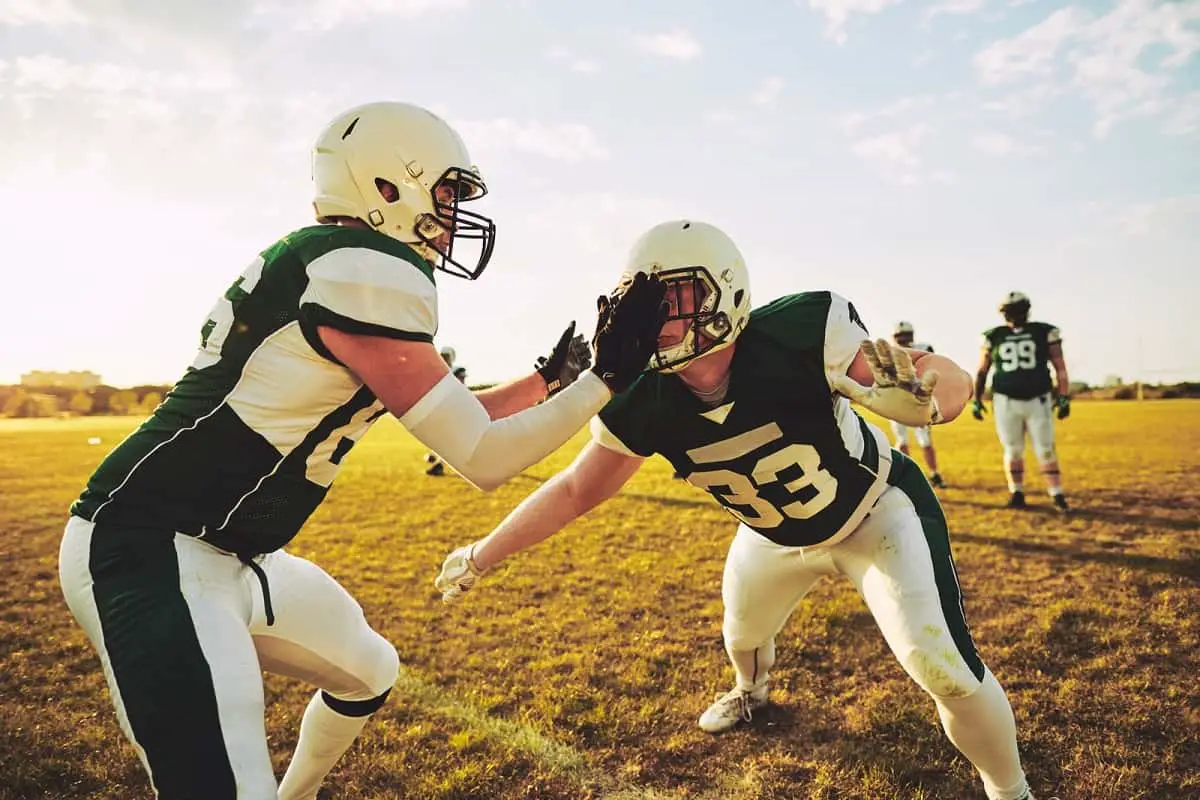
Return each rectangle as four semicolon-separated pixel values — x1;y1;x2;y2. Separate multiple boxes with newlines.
374;178;399;203
733;289;745;308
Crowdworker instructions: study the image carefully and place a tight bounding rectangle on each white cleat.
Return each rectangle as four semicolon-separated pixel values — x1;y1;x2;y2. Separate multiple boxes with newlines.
698;685;769;733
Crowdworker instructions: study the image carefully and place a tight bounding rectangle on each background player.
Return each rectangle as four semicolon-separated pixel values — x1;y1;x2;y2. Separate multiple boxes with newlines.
972;292;1071;512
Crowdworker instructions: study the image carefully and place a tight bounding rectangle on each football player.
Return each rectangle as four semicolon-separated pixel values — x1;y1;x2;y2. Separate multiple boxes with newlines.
57;101;666;800
437;220;1037;800
972;292;1071;512
890;321;945;488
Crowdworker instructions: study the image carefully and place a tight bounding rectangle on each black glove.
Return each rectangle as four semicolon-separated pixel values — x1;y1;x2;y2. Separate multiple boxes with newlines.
591;272;668;395
971;399;987;421
535;321;593;398
1056;395;1070;420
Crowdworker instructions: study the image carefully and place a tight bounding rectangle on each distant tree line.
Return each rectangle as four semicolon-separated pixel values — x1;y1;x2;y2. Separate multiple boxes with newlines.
0;384;171;418
2;379;1196;420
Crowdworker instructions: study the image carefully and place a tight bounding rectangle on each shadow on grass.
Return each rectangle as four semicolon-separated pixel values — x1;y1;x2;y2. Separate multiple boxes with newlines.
938;493;1199;532
950;530;1199;581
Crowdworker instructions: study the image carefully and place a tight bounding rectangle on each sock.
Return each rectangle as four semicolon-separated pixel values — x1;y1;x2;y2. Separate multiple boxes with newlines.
728;639;774;692
933;668;1029;800
277;692;372;800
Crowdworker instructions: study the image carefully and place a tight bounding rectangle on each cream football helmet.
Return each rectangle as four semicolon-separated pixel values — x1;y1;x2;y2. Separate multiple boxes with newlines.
621;220;751;373
999;291;1031;323
311;101;496;279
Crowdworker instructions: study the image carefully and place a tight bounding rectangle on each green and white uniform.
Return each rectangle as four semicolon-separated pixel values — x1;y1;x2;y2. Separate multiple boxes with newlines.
596;292;892;549
590;292;1030;800
71;225;438;555
59;225;426;798
983;322;1061;462
593;291;986;701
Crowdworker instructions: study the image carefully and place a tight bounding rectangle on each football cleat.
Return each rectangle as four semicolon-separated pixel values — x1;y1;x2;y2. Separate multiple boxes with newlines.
1052;494;1070;514
1006;490;1027;509
698;685;769;733
929;472;946;489
426;461;446;477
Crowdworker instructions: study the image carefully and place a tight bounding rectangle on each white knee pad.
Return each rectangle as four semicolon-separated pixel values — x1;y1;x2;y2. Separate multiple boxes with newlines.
327;632;400;704
899;647;982;700
360;634;401;700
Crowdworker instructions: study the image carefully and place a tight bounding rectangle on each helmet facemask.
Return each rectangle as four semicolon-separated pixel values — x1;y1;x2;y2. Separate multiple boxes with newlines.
649;267;735;373
410;167;496;280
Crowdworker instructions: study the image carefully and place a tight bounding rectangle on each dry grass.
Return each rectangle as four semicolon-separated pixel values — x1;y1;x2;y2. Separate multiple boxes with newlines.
1;401;1197;800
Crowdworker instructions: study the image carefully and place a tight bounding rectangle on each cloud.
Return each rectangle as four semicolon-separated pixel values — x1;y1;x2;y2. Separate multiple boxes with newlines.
10;53;236;94
974;0;1200;136
0;0;87;26
633;29;702;60
752;76;785;105
851;123;941;184
1116;195;1200;236
806;0;903;44
971;131;1044;155
546;47;600;74
839;94;937;133
974;7;1087;84
253;0;470;32
924;0;987;23
457;118;609;162
1162;91;1200;137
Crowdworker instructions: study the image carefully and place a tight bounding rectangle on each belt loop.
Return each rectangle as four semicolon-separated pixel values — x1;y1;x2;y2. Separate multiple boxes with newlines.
238;554;275;626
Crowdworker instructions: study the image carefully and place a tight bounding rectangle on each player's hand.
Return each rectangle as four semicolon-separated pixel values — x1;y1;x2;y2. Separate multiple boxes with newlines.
1056;395;1071;420
971;399;987;421
436;542;488;603
591;272;668;395
536;321;592;398
831;339;942;427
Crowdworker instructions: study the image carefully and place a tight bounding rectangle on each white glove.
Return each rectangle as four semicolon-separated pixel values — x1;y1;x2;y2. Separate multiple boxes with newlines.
831;339;942;427
435;542;488;603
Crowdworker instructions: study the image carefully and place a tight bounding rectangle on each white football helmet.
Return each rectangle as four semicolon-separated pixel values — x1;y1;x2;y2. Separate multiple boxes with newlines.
999;291;1031;323
893;320;915;338
999;291;1030;312
312;102;496;279
621;220;751;373
439;346;456;366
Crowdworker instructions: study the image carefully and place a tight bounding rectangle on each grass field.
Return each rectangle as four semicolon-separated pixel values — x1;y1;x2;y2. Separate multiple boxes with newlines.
1;400;1197;800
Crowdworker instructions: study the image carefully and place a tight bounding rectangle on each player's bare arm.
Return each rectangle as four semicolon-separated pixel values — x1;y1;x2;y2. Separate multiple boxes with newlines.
1048;342;1069;397
835;341;972;425
974;349;992;404
435;441;644;601
469;322;593;419
906;349;973;422
470;374;554;419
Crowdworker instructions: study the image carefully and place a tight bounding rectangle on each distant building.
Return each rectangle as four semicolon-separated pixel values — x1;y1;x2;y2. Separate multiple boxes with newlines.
20;370;102;389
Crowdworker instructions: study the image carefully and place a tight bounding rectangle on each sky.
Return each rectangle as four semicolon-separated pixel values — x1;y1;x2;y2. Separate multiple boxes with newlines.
1;0;1197;389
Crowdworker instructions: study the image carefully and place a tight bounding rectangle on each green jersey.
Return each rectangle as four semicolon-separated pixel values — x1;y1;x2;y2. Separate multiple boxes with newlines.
984;321;1060;400
71;225;439;556
595;292;894;548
